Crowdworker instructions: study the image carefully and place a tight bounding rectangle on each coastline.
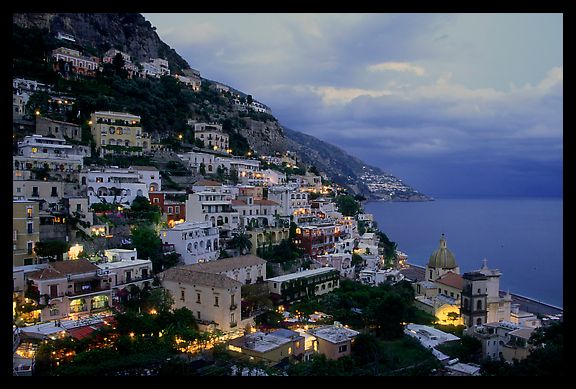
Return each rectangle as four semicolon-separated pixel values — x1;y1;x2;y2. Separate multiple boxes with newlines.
404;263;563;315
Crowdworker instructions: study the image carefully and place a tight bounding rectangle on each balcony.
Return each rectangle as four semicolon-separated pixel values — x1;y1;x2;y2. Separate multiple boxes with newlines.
114;275;154;287
230;304;238;311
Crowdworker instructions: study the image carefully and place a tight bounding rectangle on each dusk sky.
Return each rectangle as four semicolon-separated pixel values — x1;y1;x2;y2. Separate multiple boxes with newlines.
143;13;563;198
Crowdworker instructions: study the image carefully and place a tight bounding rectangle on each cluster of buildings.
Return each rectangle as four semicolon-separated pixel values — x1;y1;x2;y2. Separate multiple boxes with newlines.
13;57;561;372
398;234;557;365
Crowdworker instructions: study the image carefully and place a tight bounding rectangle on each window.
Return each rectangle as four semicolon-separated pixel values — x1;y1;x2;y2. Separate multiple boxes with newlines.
76;203;82;212
153;197;159;203
197;311;201;320
26;207;33;218
338;345;348;353
49;308;60;317
167;206;173;214
27;241;33;255
180;289;185;301
27;222;33;234
214;296;219;306
196;293;201;304
51;187;58;197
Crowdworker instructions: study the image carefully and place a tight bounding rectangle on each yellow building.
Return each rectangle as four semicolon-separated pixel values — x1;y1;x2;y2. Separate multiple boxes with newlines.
13;200;39;266
90;111;151;155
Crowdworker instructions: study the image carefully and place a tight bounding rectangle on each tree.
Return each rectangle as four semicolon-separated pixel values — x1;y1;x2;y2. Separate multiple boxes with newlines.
131;224;163;272
34;239;70;262
447;311;460;324
142;288;174;313
335;195;361;217
128;195;161;224
112;52;128;79
229;228;252;255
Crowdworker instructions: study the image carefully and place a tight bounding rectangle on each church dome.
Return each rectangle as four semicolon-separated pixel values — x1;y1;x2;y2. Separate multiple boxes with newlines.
428;234;457;269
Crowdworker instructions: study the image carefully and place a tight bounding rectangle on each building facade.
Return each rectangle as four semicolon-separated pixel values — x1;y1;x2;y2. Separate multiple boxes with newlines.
158;267;242;332
89;111;151;155
13;200;40;266
160;221;220;265
267;267;340;303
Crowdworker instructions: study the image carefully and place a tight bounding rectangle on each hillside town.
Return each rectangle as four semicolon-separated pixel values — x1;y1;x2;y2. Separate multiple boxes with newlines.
12;25;562;377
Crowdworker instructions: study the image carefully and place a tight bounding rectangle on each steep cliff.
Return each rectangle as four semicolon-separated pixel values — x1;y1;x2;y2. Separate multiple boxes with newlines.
12;12;431;201
13;13;190;73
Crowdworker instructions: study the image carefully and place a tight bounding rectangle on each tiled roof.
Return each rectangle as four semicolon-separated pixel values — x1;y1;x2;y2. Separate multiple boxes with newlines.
27;259;99;280
399;265;426;282
231;199;247;206
158;268;242;290
436;271;464;290
194;179;222;187
180;255;267;273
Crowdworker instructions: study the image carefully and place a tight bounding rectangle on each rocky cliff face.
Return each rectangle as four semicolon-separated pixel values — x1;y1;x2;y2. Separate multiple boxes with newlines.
239;118;288;156
13;13;190;73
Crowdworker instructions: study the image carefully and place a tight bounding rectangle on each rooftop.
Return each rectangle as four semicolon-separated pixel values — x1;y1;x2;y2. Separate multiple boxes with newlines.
267;267;336;283
158;268;242;290
27;259;99;280
306;324;359;344
229;331;291;353
436;271;464;290
180;255;267;274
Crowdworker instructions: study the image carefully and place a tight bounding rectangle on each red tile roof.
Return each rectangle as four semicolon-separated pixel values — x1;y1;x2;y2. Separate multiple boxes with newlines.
436;271;464;290
194;179;222;187
27;259;99;280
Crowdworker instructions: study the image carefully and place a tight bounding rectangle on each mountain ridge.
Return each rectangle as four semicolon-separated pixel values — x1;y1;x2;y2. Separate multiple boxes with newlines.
12;12;431;201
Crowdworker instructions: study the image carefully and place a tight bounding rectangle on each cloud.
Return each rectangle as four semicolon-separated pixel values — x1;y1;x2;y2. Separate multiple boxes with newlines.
367;61;426;76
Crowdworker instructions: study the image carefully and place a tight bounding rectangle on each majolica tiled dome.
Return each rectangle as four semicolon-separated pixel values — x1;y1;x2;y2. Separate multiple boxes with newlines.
428;234;457;269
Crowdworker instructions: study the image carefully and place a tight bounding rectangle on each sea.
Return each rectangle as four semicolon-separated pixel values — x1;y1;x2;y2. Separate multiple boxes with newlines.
364;196;563;309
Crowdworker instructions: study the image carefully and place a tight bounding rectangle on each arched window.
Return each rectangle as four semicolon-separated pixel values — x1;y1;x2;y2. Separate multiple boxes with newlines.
194;242;198;250
187;243;192;252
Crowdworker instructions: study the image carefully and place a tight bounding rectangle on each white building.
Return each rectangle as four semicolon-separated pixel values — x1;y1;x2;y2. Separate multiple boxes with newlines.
244;169;286;186
185;191;240;230
358;268;405;286
14;135;85;177
52;47;99;73
267;186;310;217
231;197;281;228
80;166;160;206
193;123;229;151
314;253;355;279
160;221;220;265
97;249;153;291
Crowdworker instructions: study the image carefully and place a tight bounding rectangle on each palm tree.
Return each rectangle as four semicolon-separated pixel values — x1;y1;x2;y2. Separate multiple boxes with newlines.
229;228;253;255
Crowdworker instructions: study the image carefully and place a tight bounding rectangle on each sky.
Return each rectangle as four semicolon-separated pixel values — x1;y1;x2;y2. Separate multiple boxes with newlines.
142;13;563;198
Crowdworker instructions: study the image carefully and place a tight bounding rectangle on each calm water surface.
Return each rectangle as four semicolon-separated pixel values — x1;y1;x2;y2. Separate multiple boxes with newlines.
364;197;563;308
